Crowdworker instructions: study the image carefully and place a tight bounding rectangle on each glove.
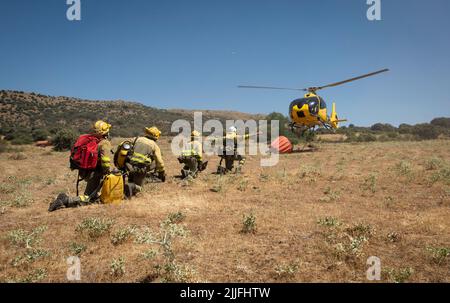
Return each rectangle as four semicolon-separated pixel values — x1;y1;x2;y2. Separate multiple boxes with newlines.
158;171;166;182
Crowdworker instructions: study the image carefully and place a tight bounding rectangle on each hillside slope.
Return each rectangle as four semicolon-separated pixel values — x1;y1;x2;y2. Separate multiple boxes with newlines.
0;90;262;137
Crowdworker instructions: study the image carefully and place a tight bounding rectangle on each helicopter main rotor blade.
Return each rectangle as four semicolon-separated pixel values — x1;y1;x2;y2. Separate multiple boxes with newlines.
315;68;389;91
238;85;306;91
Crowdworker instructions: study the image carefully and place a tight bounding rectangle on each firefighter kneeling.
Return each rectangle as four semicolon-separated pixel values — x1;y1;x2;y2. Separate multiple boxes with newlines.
216;126;253;175
178;130;207;179
49;120;119;212
120;126;166;197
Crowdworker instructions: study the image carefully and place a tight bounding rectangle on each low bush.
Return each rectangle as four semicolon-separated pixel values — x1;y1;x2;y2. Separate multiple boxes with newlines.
52;129;78;151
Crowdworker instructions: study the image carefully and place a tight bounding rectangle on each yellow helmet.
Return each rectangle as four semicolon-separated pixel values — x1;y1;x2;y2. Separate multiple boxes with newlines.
191;130;201;138
93;120;112;136
145;126;162;140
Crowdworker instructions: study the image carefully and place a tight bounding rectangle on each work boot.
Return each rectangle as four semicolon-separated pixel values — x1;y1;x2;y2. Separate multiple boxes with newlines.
48;193;69;212
135;185;142;193
217;166;226;175
124;183;135;198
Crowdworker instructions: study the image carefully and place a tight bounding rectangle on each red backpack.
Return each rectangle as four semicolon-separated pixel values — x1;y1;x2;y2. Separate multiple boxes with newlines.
70;134;100;170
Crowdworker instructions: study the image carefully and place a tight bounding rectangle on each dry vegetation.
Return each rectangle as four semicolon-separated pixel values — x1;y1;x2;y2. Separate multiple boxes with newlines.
0;90;262;139
0;139;449;282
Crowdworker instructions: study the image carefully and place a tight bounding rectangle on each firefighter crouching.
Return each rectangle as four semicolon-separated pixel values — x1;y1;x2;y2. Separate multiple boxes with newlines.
48;120;113;211
124;126;166;197
216;126;260;175
178;130;207;179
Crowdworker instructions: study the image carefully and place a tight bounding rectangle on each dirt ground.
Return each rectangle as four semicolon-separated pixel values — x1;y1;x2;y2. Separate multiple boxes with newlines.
0;139;449;283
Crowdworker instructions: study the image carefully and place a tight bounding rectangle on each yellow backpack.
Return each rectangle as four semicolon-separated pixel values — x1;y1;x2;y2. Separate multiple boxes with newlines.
100;173;124;204
114;140;134;170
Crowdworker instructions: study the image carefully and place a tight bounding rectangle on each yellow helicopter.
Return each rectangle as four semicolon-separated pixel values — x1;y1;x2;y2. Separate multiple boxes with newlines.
239;69;389;134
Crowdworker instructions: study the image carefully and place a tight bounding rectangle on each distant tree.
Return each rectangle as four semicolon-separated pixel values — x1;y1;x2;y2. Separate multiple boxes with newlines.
398;123;413;134
52;129;78;151
430;117;450;129
411;124;440;140
370;123;396;132
266;112;290;137
265;112;299;144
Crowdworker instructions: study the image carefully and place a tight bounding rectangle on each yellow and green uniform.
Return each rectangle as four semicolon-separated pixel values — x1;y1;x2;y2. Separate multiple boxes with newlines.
216;132;251;172
179;139;203;178
69;137;113;206
129;136;165;172
126;136;165;194
98;139;112;173
181;140;203;161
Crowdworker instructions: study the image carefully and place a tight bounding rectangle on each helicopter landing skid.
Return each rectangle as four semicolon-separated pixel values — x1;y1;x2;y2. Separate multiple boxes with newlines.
289;123;311;137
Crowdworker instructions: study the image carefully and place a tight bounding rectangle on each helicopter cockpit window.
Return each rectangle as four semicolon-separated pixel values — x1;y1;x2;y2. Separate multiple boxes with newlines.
319;98;327;109
308;99;319;115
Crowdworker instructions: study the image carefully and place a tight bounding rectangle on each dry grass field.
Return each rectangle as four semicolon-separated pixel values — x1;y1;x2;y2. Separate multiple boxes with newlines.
0;139;449;282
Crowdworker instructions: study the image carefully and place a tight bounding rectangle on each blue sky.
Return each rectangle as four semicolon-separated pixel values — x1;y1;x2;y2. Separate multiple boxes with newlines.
1;0;449;126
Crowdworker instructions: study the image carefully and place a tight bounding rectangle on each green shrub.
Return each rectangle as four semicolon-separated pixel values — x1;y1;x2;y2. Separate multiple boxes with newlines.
3;127;33;145
426;246;450;264
241;213;257;234
110;257;125;277
69;242;87;256
141;249;158;260
430;167;450;184
32;128;50;141
7;226;47;249
12;249;50;266
10;133;33;145
387;132;399;139
395;161;413;177
52;129;78;151
357;133;377;142
76;217;114;239
111;226;136;246
424;157;444;171
9;193;34;208
167;212;186;224
317;216;341;227
384;267;413;283
17;268;47;283
274;261;299;279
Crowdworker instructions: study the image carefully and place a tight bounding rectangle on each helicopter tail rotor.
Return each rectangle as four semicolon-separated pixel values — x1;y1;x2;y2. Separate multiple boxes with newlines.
329;102;347;129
